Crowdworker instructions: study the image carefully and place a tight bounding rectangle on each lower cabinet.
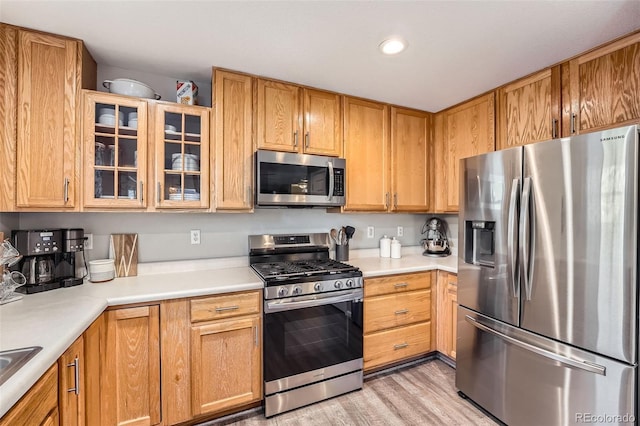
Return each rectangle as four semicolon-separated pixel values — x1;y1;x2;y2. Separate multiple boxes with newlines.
363;272;435;371
436;271;458;360
59;335;84;426
0;363;59;426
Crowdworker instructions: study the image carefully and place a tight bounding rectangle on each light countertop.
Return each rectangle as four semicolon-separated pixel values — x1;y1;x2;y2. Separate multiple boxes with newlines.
0;249;457;417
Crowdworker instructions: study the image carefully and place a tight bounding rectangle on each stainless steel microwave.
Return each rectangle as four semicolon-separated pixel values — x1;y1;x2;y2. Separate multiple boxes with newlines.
255;150;346;207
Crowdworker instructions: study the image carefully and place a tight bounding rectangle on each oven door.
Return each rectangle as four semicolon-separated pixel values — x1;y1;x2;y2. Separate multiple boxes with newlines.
263;289;363;394
255;150;346;207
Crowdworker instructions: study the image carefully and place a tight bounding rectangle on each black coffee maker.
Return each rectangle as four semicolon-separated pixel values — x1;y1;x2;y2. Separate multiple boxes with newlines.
11;228;85;294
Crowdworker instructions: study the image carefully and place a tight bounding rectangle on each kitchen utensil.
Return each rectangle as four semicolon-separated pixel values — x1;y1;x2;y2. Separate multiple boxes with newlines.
0;270;26;305
330;229;338;245
103;78;161;100
0;239;22;267
338;228;345;245
345;226;355;240
165;124;177;132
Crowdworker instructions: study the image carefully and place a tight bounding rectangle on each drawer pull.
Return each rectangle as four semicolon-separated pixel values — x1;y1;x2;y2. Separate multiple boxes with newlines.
394;309;409;315
215;305;239;313
394;283;408;288
394;343;409;350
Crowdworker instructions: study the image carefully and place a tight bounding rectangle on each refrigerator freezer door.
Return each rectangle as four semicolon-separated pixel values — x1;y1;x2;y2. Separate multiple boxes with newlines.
522;125;638;364
459;146;521;326
457;307;636;426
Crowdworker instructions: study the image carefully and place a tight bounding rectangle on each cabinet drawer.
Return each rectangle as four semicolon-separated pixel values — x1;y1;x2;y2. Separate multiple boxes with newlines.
364;289;431;334
364;322;431;371
364;272;431;297
191;291;261;323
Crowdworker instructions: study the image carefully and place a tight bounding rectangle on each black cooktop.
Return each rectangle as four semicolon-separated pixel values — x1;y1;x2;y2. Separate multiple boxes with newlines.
251;259;359;280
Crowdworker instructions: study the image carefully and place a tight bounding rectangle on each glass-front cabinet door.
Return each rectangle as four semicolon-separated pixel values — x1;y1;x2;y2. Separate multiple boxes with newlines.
153;103;209;209
82;91;147;208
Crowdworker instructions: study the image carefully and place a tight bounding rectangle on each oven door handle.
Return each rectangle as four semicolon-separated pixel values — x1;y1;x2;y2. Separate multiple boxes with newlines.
265;289;363;313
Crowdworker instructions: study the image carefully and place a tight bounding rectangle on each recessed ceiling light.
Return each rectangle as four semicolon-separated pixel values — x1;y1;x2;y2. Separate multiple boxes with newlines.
379;37;407;55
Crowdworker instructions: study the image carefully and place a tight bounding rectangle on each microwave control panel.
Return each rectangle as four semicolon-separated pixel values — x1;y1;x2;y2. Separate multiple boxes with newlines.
333;169;344;196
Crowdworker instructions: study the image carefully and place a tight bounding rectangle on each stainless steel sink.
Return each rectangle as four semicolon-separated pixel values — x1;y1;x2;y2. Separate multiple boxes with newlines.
0;346;42;386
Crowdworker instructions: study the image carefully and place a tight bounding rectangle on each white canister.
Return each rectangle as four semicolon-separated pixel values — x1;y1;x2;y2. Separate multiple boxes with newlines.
380;235;391;258
391;237;402;258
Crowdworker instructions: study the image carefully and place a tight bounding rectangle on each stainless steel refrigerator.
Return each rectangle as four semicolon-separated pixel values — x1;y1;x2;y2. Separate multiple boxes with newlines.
457;125;638;425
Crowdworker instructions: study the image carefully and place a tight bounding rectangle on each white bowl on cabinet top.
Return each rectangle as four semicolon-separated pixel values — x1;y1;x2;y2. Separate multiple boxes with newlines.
103;78;161;100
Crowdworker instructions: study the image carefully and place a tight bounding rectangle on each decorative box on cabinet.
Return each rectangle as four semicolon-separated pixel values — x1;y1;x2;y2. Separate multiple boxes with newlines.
213;69;254;210
363;272;434;371
0;364;59;426
563;31;640;136
82;91;148;209
256;78;342;157
0;24;96;211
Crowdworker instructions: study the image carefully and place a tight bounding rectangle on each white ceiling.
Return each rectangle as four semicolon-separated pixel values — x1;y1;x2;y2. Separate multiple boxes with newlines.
2;1;639;112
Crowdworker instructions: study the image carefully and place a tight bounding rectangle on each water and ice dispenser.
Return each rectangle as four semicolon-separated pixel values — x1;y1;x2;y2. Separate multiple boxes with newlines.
464;221;495;268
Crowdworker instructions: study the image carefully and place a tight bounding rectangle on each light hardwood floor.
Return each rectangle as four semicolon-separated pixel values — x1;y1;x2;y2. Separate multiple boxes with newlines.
208;359;496;425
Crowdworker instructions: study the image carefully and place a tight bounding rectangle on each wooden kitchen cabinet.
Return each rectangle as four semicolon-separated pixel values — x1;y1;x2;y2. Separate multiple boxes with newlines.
363;272;435;371
256;78;341;157
103;305;161;426
189;291;262;417
2;26;95;211
438;92;495;212
82;91;148;209
58;335;84;426
563;32;640;136
0;364;59;426
390;107;430;212
496;67;561;150
152;102;210;209
213;69;254;211
436;271;458;360
342;97;390;211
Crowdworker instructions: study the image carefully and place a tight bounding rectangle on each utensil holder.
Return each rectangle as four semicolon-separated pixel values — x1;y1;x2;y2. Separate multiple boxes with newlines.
336;244;349;261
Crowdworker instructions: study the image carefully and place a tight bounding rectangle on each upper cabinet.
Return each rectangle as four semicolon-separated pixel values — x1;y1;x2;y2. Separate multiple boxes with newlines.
82;91;148;209
436;92;495;212
256;78;342;157
343;97;389;211
496;67;561;149
153;102;210;210
213;69;254;211
563;32;640;136
390;107;430;212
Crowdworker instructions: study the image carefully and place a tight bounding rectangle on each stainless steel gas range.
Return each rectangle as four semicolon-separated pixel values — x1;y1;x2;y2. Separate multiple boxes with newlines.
249;233;364;417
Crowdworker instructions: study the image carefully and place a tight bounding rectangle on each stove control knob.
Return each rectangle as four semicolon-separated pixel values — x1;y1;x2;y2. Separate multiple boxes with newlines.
314;282;323;292
334;281;343;289
346;279;354;288
292;286;302;296
277;287;289;297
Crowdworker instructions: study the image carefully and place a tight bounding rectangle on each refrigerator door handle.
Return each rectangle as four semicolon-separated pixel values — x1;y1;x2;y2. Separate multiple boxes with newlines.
519;177;534;300
465;315;606;375
507;178;520;298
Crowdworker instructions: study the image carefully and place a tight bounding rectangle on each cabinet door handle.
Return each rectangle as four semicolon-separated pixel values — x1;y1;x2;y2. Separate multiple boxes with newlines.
394;309;409;315
570;113;577;134
139;181;144;203
254;325;259;347
215;305;239;312
394;343;409;350
305;132;310;148
157;182;161;204
294;131;299;148
67;356;80;395
63;178;69;204
393;193;398;209
551;118;558;139
385;192;390;209
394;282;408;288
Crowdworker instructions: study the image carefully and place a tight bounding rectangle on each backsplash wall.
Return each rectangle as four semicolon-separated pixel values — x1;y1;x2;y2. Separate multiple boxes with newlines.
17;210;448;263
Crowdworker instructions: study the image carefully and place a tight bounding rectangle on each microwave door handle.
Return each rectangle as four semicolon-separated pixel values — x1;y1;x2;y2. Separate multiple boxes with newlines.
327;160;334;201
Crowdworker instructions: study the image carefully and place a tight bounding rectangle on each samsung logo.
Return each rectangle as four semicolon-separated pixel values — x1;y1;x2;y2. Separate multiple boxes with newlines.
600;135;625;142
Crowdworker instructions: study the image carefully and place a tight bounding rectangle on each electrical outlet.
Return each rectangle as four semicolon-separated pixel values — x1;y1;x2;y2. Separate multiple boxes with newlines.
190;229;201;245
397;226;404;237
85;233;93;250
367;226;375;238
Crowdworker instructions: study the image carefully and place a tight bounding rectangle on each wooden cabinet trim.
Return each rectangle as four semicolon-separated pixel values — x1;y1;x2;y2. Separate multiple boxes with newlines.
0;25;17;211
576;31;640;64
